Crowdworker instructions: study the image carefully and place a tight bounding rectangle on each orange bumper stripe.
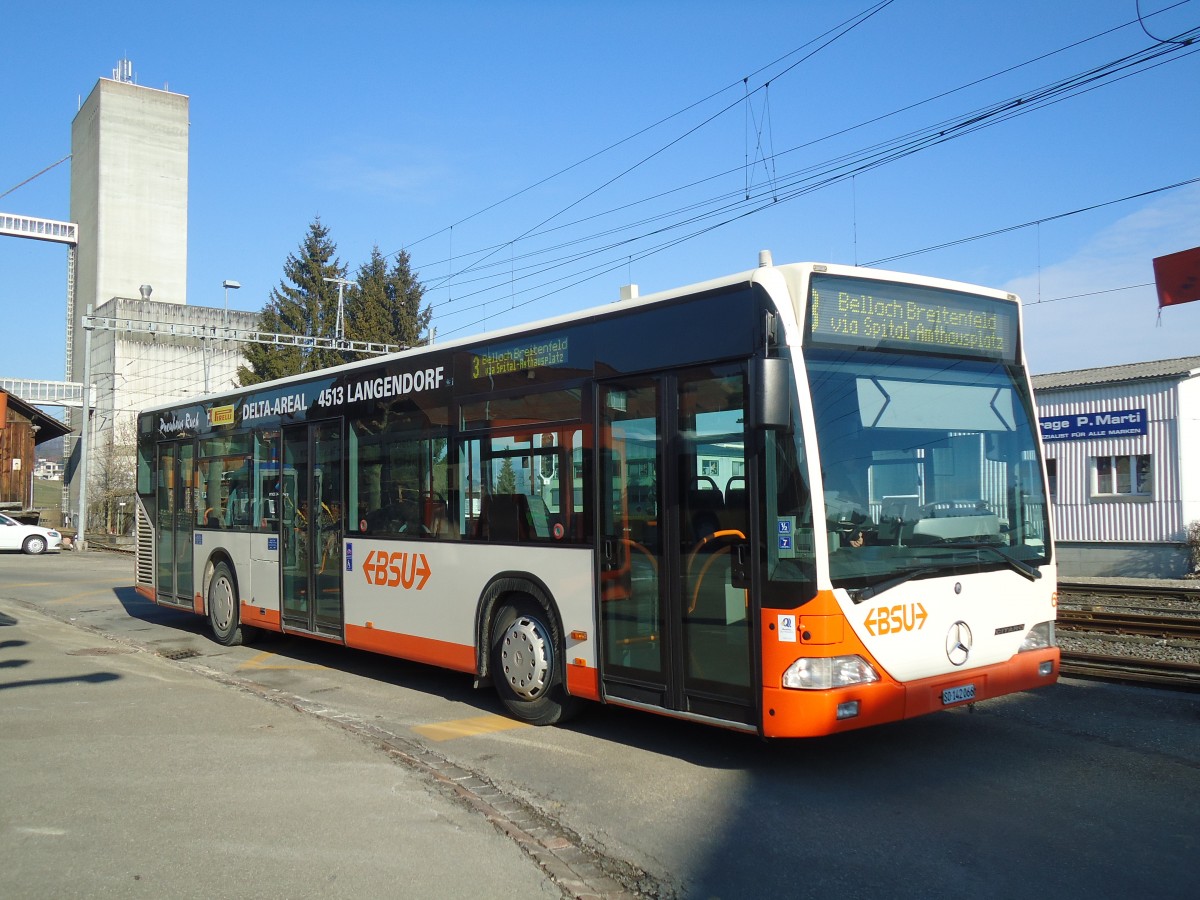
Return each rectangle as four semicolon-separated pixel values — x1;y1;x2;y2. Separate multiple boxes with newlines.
345;623;476;673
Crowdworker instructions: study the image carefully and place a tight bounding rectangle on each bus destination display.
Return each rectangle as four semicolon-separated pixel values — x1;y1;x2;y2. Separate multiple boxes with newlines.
807;274;1018;362
470;335;569;379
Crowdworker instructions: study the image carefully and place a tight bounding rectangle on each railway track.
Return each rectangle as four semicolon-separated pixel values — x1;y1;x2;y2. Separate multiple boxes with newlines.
1058;581;1200;612
1056;608;1200;640
1057;652;1200;690
1055;589;1200;690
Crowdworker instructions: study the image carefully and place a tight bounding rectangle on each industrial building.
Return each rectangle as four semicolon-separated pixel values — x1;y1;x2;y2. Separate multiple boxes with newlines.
63;62;253;527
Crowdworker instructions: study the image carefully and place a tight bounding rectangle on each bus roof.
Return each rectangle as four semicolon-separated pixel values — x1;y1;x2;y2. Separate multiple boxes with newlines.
138;258;1020;415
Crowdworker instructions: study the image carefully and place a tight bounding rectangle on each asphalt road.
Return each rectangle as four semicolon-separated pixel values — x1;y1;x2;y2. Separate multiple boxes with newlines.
3;549;1198;899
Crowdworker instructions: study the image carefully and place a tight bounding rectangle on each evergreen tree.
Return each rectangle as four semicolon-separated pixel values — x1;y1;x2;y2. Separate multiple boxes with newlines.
237;217;348;386
496;457;518;494
344;246;432;361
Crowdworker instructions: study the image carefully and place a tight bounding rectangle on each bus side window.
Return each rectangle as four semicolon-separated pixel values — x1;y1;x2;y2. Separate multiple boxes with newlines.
351;418;449;539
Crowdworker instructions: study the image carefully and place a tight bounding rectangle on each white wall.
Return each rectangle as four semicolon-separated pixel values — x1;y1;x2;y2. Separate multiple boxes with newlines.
1176;374;1200;532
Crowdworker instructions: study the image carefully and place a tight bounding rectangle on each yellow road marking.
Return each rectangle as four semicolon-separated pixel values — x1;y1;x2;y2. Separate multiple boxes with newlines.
237;651;325;671
412;714;531;742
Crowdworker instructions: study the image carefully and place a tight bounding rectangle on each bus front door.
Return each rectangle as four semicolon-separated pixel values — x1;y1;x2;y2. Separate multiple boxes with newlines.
281;421;345;638
599;365;755;727
155;440;194;607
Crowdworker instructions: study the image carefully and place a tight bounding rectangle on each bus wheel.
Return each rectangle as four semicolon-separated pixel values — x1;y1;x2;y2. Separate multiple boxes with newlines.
491;598;580;726
208;562;256;646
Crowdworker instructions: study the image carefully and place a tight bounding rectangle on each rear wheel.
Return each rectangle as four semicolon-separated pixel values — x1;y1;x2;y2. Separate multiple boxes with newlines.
22;535;47;555
491;597;580;725
208;562;256;646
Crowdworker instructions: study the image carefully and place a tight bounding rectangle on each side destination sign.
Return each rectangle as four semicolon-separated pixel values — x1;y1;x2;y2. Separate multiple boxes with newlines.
1039;408;1148;442
807;274;1018;363
470;336;568;379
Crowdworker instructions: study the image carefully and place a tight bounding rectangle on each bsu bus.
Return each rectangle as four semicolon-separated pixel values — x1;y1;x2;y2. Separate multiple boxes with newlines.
134;257;1058;738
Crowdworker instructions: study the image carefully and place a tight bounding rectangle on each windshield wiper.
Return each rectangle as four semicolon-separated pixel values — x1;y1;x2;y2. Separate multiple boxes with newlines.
850;567;941;603
950;542;1042;581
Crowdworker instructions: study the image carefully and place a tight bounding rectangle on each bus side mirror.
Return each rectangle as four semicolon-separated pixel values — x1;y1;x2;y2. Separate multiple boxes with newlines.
754;357;792;431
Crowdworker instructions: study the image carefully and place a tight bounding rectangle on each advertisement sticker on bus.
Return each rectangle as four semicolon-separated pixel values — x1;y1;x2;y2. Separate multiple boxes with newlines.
208;404;236;426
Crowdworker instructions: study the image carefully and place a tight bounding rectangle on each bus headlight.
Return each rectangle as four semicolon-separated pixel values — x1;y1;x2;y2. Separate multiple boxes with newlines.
1019;621;1056;651
782;655;879;690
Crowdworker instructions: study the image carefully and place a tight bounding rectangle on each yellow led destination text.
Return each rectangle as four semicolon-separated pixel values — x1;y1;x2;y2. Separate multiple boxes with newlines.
471;337;568;379
814;289;1008;354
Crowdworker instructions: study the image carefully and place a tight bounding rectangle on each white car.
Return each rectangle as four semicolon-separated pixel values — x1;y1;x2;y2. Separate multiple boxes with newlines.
0;513;63;554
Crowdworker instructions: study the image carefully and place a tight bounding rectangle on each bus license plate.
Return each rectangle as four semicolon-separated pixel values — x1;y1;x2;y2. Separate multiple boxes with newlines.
942;684;975;705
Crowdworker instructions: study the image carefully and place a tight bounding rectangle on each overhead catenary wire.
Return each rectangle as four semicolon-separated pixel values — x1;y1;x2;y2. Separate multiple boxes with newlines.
862;176;1200;267
1136;0;1197;44
426;34;1200;335
1024;282;1155;307
416;2;1197;291
427;0;899;301
393;0;898;262
415;18;1199;334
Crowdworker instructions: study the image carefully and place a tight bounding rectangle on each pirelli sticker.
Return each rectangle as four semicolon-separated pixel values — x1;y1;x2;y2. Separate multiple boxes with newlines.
209;404;236;427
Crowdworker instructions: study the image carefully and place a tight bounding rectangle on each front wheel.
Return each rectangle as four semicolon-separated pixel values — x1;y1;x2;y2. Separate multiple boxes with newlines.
207;562;257;646
491;597;580;726
22;535;48;555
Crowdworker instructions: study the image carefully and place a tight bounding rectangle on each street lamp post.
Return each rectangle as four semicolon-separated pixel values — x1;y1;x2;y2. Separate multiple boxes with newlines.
222;279;241;325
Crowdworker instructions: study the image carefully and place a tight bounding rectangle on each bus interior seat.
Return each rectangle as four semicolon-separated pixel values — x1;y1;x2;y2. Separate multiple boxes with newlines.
424;494;447;537
876;495;919;545
687;478;725;541
723;476;747;535
480;494;533;542
525;495;551;539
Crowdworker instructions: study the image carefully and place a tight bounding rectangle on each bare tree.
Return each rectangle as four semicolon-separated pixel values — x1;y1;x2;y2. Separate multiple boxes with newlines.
91;415;138;535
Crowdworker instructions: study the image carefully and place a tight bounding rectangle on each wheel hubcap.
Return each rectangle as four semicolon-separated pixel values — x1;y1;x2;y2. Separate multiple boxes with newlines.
212;577;234;631
500;615;551;700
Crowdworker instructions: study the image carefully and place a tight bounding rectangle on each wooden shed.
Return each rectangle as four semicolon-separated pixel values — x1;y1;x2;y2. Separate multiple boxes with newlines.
0;390;72;509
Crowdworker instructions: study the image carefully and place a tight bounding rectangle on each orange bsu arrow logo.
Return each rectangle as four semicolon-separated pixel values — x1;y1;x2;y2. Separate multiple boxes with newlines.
363;549;431;590
863;602;928;636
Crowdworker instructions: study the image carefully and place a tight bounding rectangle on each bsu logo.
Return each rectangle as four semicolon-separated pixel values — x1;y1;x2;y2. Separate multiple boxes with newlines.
863;602;928;636
362;550;431;590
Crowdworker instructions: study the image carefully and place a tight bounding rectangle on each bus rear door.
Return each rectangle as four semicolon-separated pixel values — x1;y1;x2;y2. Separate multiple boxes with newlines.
155;440;195;607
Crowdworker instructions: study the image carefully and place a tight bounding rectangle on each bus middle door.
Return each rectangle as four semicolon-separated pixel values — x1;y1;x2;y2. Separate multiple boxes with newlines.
281;420;345;638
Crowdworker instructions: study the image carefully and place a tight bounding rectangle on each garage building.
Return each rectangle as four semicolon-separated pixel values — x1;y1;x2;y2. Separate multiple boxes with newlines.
1033;355;1200;579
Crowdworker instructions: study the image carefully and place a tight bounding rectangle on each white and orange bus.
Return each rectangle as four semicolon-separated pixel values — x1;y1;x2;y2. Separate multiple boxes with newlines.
134;256;1058;737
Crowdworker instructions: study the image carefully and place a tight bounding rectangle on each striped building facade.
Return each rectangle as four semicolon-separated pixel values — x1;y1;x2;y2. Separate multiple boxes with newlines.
1033;356;1200;578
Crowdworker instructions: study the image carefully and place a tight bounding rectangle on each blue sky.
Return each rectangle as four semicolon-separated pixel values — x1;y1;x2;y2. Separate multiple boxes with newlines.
2;0;1199;380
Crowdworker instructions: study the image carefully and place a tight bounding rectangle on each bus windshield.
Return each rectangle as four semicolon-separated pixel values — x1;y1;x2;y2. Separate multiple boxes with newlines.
806;347;1050;593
